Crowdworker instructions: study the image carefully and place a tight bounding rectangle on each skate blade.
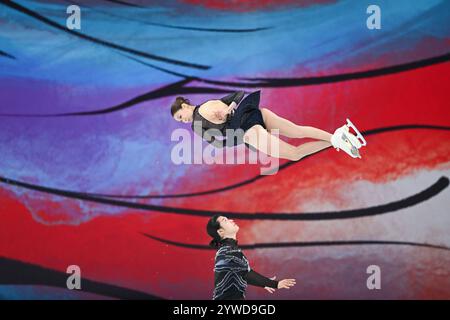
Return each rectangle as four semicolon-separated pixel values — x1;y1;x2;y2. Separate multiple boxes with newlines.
338;136;361;159
334;145;362;159
341;132;361;149
347;148;362;159
346;118;367;146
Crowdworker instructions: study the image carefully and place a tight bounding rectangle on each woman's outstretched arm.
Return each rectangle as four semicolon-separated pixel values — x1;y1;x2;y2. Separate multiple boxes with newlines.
220;91;245;106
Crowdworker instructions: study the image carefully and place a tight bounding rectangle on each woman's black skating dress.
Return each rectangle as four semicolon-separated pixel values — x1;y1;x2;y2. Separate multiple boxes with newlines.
192;90;267;150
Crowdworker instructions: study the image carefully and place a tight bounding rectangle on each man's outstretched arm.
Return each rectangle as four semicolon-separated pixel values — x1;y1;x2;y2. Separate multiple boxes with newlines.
244;269;279;289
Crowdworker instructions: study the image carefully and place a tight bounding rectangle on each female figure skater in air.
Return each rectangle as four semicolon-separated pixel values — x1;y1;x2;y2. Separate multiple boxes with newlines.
206;214;296;300
171;90;367;161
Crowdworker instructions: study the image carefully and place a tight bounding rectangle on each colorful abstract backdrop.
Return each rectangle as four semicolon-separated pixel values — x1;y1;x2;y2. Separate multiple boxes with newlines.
0;0;449;299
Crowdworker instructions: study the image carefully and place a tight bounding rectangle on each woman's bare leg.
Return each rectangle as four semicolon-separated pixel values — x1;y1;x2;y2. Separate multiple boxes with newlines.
244;125;332;161
261;108;333;141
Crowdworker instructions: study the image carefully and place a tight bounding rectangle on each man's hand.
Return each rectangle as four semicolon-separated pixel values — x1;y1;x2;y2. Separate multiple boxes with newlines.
277;278;296;289
264;276;296;293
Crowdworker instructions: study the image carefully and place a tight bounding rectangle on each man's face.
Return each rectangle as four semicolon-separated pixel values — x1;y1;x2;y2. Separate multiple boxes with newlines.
218;216;239;236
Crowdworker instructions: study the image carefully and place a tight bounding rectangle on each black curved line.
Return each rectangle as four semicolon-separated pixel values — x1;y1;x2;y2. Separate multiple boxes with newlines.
122;53;200;78
102;0;141;7
92;51;450;100
141;233;450;252
77;124;450;199
0;125;449;205
0;80;246;117
0;0;209;70
0;79;201;117
0;257;163;300
0;168;448;221
0;49;16;60
67;0;271;33
108;51;450;89
1;51;448;118
237;52;450;86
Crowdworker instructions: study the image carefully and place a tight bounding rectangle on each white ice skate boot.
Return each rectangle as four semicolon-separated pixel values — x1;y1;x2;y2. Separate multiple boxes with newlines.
331;118;367;159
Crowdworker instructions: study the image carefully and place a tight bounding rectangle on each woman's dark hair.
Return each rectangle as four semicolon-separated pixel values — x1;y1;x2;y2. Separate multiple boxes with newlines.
206;214;223;248
170;96;191;117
